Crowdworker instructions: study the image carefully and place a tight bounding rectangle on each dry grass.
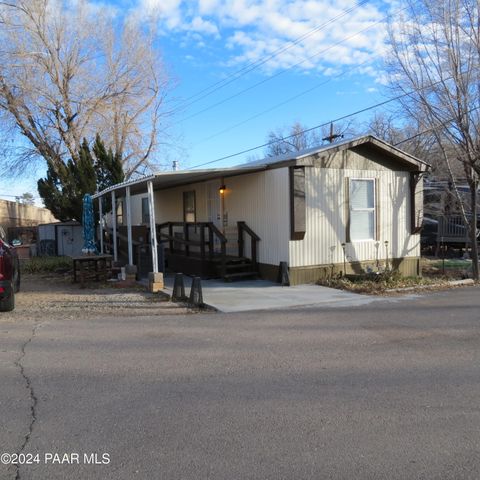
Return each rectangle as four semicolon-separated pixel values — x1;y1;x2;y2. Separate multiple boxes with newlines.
20;256;72;274
318;271;442;294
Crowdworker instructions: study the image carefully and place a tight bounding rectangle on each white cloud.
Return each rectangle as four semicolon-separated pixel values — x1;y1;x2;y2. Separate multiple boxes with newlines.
131;0;391;75
190;16;219;36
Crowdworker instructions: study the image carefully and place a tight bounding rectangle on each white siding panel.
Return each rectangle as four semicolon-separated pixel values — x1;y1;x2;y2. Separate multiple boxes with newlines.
225;169;290;266
289;167;420;267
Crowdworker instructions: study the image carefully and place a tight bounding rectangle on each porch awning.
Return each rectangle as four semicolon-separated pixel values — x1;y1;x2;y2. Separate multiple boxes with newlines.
92;165;268;199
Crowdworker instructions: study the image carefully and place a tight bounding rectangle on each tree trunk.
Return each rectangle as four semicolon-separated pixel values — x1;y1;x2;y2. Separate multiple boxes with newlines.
470;178;479;280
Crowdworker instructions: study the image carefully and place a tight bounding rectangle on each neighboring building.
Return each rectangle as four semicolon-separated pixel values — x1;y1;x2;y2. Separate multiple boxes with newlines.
93;135;429;284
0;199;57;228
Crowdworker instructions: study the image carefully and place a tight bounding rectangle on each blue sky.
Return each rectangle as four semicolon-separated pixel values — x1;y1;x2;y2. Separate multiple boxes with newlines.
4;0;395;203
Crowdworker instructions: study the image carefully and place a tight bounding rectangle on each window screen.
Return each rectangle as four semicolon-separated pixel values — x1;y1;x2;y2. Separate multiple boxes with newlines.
290;167;306;240
141;197;149;224
116;199;123;225
183;191;196;223
350;179;375;241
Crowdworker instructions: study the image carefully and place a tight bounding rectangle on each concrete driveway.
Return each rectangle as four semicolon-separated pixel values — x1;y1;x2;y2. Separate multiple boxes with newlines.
1;282;480;479
163;276;385;312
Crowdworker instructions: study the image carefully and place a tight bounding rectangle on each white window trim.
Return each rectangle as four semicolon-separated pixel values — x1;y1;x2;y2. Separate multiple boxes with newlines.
349;178;376;242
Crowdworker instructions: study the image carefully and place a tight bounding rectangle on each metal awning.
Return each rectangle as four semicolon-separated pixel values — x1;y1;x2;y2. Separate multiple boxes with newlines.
92;165;268;199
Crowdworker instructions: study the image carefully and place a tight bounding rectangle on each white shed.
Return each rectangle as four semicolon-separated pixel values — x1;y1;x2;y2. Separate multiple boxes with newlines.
93;136;428;284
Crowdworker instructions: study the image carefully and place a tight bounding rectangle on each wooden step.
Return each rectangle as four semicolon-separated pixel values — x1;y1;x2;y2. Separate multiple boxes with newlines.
223;271;258;281
225;262;253;272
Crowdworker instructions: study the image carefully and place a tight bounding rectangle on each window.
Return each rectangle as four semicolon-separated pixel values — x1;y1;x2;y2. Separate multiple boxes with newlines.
290;167;306;240
141;197;149;224
410;173;423;233
116;199;123;225
349;179;375;241
183;191;196;223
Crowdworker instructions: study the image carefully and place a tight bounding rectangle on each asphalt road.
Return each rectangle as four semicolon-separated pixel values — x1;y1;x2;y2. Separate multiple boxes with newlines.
1;287;480;479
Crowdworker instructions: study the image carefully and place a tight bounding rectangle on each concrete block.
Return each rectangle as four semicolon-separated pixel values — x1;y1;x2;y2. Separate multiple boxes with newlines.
149;281;164;293
125;264;137;275
148;272;164;283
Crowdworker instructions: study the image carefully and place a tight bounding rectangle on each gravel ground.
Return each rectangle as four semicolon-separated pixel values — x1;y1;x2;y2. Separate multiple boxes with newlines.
8;274;192;319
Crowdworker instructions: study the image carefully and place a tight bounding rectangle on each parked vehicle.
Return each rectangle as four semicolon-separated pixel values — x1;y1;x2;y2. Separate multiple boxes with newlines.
0;226;20;312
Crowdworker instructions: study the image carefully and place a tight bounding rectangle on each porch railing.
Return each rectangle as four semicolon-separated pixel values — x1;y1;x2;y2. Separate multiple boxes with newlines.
158;221;261;278
237;221;261;268
157;222;228;275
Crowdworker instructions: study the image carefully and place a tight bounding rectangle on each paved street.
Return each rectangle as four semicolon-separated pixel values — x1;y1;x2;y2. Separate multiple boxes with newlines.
1;285;480;479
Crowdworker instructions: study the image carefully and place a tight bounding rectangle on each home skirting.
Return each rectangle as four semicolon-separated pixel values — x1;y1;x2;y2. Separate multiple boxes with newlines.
258;257;421;285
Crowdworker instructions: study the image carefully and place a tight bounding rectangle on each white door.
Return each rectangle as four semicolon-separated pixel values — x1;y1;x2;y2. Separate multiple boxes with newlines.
207;182;222;252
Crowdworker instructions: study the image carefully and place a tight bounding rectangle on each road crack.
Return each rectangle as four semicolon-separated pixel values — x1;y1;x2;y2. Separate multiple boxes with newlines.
13;323;40;480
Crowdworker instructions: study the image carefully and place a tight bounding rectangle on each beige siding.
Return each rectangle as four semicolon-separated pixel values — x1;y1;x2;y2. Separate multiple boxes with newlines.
224;169;290;266
152;182;209;223
289;166;420;268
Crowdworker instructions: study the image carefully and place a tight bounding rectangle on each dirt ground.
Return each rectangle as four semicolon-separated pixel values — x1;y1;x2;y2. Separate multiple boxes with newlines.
7;273;192;320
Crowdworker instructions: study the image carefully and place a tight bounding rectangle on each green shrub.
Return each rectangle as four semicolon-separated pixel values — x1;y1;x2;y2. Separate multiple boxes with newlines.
21;256;72;274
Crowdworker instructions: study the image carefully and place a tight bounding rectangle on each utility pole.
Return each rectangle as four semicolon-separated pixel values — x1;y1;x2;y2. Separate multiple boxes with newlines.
322;123;343;144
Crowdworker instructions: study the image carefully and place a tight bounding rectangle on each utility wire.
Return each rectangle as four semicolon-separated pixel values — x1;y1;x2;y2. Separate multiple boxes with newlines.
189;74;470;169
194;57;373;146
181;14;390;122
177;0;370;109
393;105;480;149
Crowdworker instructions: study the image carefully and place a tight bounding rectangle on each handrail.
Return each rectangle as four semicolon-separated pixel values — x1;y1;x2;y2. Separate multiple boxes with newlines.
208;223;227;244
237;221;261;267
237;221;260;241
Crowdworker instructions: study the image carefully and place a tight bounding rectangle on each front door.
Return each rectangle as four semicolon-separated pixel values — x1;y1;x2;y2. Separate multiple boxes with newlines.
207;182;222;252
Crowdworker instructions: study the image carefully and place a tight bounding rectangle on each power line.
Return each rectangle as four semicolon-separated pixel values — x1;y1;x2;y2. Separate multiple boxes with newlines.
193;57;373;146
188;74;470;169
181;13;391;123
189;97;399;169
176;0;370;110
393;105;480;147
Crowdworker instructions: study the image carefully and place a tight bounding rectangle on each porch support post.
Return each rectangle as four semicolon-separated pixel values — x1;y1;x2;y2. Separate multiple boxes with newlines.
126;186;133;265
147;180;158;273
111;190;118;262
98;196;104;254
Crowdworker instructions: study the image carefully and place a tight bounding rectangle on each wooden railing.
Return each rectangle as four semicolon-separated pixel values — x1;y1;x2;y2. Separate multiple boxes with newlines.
237;221;261;268
157;222;228;273
157;221;260;277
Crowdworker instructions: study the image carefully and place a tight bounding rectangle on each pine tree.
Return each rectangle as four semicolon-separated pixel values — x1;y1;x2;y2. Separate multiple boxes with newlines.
38;136;124;221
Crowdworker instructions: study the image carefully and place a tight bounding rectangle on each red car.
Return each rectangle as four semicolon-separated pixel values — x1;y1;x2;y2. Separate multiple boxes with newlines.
0;226;20;312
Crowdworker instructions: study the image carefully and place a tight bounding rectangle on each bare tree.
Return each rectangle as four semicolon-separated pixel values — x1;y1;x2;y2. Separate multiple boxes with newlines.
365;112;455;177
265;122;320;157
0;0;172;179
386;0;480;278
265;121;357;157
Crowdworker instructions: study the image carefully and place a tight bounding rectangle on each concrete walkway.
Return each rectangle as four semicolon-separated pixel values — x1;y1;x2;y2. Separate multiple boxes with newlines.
163;276;383;313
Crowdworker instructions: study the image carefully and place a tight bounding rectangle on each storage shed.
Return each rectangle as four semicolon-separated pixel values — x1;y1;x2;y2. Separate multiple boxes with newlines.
38;221;84;257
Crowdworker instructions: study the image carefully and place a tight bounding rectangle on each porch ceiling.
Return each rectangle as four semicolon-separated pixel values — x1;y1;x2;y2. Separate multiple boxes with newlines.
92;165;267;199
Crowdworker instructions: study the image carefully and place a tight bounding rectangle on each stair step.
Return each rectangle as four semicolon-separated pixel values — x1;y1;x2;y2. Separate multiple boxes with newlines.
225;262;253;271
223;271;258;281
211;256;249;264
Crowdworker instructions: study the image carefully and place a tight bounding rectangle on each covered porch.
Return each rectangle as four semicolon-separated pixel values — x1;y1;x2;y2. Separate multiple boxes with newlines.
92;166;265;281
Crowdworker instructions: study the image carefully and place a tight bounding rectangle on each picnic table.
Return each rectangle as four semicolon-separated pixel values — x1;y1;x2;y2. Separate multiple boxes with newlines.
72;254;113;288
